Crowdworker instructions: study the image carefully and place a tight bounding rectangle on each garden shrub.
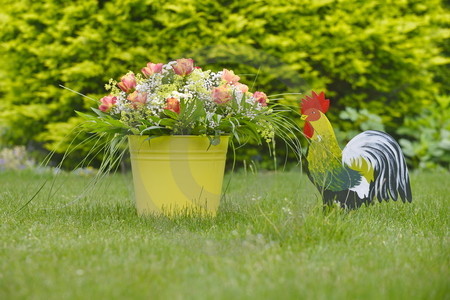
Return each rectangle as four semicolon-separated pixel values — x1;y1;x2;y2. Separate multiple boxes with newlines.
0;0;448;169
398;95;450;170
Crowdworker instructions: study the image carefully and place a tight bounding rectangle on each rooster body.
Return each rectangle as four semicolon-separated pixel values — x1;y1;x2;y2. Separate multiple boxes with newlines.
301;92;412;208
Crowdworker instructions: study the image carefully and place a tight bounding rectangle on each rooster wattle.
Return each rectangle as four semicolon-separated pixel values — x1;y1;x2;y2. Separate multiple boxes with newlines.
301;91;412;209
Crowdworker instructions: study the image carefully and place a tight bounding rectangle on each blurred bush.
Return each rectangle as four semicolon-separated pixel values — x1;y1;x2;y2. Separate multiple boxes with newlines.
398;95;450;170
335;107;385;145
0;0;448;169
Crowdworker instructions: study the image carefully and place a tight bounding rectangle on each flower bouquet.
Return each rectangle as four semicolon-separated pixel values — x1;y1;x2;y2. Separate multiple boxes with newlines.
78;58;300;216
80;58;292;145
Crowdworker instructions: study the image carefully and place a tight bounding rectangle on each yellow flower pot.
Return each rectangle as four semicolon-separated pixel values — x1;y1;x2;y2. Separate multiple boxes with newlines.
128;135;229;216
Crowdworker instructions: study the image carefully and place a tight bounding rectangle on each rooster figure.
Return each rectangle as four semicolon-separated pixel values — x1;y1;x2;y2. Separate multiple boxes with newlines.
301;91;412;209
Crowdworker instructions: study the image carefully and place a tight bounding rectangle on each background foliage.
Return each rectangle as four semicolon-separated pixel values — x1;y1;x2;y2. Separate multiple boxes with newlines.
0;0;448;169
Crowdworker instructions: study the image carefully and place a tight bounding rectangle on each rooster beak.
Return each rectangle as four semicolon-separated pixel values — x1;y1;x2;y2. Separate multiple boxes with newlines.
301;114;307;121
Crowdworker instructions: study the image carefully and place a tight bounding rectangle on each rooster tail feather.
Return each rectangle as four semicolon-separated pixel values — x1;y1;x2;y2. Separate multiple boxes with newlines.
342;130;412;203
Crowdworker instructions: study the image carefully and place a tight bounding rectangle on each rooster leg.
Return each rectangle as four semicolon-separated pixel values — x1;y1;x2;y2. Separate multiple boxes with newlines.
323;189;369;209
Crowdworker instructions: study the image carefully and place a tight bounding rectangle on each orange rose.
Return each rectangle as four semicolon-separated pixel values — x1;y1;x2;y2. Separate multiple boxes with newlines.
127;91;147;108
117;73;136;93
165;97;180;114
172;58;194;76
212;85;232;104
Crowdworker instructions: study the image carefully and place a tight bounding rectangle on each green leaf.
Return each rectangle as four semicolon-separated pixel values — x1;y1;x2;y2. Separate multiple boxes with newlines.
159;119;176;127
163;109;180;120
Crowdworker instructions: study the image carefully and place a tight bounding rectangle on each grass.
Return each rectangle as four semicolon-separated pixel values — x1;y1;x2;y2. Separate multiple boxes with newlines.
0;169;449;299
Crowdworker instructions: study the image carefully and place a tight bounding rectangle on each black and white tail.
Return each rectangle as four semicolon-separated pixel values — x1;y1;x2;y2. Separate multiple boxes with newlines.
342;130;412;203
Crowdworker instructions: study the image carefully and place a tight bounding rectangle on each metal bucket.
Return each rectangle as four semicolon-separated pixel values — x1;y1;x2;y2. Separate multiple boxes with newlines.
128;135;229;216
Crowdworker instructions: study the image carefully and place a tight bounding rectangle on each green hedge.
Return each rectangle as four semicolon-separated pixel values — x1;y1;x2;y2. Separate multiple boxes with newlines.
0;0;448;168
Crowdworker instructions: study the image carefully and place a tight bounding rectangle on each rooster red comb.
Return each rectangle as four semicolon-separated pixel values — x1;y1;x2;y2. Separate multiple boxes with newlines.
300;91;330;114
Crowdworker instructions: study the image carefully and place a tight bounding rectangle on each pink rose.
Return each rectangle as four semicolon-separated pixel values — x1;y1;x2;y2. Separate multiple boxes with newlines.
127;91;147;108
172;58;194;76
253;91;268;106
165;97;180;114
235;83;249;93
99;95;117;112
141;62;163;77
117;73;136;93
222;69;240;84
212;85;232;105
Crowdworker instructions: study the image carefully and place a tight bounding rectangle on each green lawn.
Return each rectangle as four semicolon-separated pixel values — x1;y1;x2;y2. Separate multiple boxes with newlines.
1;170;449;299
